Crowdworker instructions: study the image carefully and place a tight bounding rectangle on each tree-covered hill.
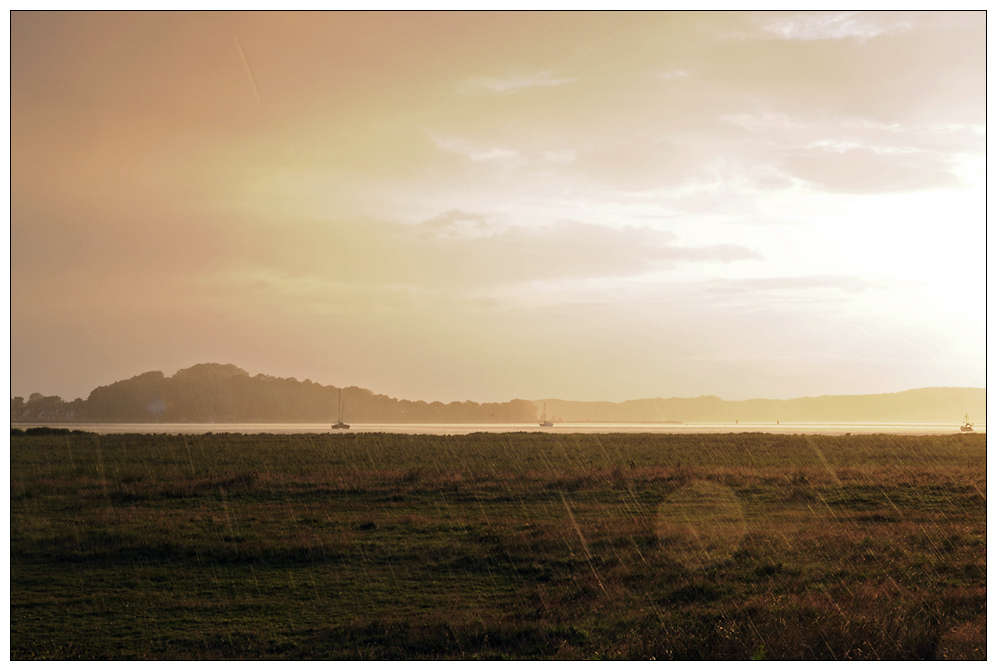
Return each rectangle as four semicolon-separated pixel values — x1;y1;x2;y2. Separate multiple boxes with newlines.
10;363;538;424
11;363;986;425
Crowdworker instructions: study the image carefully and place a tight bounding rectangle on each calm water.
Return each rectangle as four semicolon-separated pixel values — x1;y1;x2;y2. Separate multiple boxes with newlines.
11;422;985;436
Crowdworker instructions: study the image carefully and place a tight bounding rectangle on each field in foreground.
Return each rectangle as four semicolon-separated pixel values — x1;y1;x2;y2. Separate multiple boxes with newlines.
10;431;987;660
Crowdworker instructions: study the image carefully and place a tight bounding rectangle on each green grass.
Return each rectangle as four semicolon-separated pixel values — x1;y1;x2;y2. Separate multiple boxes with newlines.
10;431;987;659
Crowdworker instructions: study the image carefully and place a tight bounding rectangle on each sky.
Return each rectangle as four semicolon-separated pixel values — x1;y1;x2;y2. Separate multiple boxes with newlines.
9;11;987;404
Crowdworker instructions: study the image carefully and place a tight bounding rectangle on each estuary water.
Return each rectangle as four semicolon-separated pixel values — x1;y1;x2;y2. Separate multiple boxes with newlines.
11;422;984;436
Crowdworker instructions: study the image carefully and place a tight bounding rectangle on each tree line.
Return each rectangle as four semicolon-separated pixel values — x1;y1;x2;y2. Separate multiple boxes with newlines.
11;363;539;424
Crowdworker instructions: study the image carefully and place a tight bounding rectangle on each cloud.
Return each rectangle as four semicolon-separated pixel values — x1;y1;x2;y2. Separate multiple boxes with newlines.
702;274;893;295
229;213;762;298
407;217;761;287
712;111;978;195
463;72;577;94
668;244;763;264
702;14;983;128
431;136;525;165
723;113;983;155
757;11;915;41
420;209;507;239
658;69;691;80
779;146;960;193
571;136;696;190
469;147;520;162
543;149;576;164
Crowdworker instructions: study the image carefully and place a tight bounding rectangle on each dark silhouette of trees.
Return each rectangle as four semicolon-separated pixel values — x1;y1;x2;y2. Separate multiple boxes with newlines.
11;393;78;421
11;364;539;423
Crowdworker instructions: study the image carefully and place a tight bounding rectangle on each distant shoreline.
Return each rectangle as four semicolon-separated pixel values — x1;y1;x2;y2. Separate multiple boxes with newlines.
10;421;984;437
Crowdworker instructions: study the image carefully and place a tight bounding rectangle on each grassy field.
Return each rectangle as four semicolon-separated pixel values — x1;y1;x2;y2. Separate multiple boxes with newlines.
9;430;987;660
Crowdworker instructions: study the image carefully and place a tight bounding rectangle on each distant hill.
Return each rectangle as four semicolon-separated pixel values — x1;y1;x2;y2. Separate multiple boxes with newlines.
10;363;538;424
10;364;985;426
534;387;986;425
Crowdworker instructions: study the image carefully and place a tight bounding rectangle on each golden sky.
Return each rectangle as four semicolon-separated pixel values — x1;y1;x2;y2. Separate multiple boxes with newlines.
10;11;986;403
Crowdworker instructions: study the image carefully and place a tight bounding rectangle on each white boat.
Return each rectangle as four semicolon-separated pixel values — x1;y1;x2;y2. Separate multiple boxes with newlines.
539;402;553;427
960;414;974;432
332;388;350;430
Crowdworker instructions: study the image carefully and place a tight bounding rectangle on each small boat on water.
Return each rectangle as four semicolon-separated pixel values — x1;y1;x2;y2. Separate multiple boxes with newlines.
960;414;974;432
332;388;350;430
539;403;554;427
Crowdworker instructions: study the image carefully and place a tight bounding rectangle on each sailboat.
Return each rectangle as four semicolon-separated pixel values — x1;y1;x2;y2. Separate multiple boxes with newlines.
960;414;974;432
332;388;350;430
539;402;554;427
